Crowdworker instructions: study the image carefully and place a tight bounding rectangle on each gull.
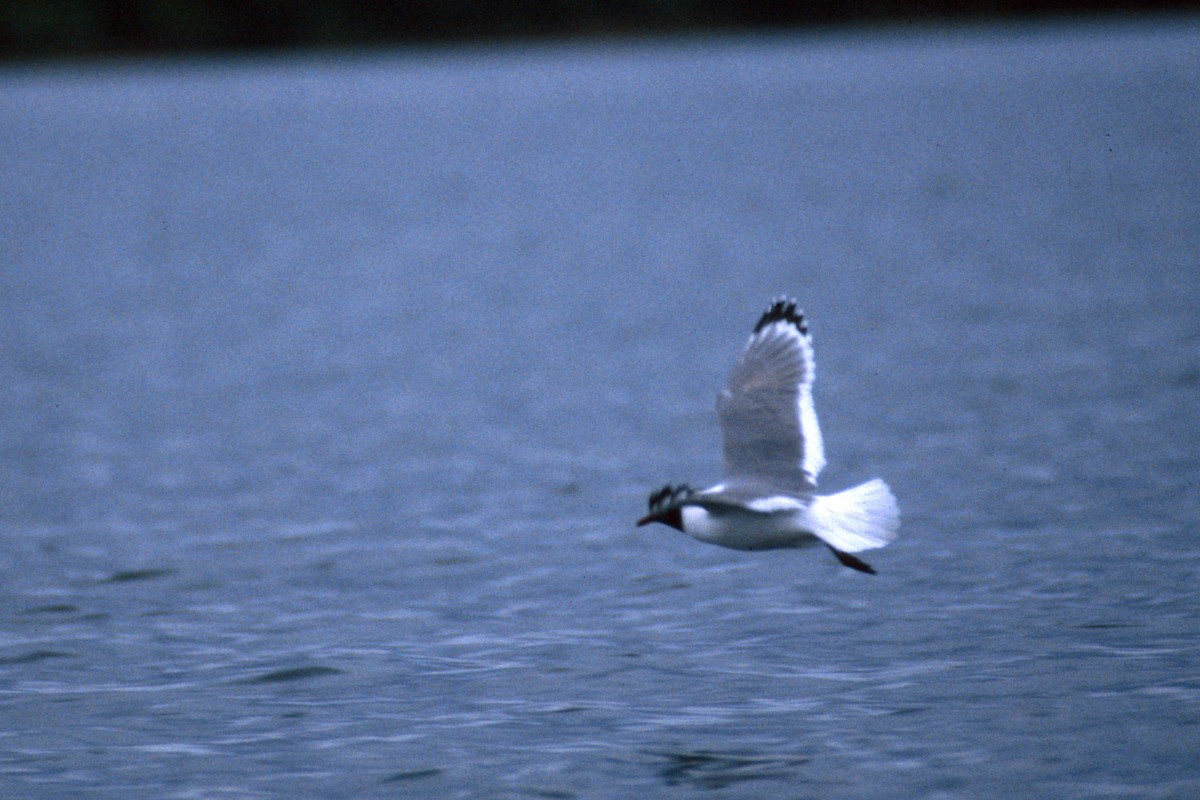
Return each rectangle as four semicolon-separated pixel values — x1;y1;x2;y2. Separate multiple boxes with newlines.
637;298;900;573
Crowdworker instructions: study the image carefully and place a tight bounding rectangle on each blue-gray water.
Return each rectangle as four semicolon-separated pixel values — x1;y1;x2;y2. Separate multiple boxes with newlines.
2;20;1199;799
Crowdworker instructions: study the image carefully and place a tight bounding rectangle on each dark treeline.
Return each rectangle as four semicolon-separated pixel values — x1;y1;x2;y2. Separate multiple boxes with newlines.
1;0;1194;59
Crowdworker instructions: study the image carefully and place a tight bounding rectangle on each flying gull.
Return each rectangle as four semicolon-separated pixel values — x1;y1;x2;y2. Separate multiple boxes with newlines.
637;298;900;573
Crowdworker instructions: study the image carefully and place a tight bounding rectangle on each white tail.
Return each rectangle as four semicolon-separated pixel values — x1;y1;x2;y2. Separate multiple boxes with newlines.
807;479;900;554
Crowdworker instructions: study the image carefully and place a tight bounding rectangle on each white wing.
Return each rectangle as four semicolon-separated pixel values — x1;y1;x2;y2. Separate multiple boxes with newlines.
716;298;825;491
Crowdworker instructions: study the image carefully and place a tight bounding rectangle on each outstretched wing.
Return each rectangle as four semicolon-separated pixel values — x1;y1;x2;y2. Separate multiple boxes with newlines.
716;298;825;491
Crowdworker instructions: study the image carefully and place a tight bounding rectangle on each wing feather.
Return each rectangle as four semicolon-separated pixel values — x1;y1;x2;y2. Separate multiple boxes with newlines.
716;298;825;490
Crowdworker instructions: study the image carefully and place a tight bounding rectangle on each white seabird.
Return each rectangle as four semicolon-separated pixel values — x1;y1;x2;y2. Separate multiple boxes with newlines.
637;298;900;573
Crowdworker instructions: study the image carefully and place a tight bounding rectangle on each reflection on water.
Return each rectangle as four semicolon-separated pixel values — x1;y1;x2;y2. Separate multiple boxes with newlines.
651;749;813;790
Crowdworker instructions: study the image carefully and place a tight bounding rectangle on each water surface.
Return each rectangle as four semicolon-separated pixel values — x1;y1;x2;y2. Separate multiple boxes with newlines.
1;20;1198;798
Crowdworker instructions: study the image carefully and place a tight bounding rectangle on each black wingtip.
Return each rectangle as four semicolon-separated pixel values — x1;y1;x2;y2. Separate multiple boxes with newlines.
830;548;877;575
753;297;808;336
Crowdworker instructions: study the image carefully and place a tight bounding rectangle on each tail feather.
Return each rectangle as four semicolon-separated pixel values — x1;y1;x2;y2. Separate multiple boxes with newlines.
808;479;900;554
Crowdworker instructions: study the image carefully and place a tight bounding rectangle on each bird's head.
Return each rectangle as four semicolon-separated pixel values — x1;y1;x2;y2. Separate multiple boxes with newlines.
636;484;695;532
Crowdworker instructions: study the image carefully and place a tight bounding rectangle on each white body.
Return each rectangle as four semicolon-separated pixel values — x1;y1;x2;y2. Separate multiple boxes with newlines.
682;479;900;554
680;504;817;551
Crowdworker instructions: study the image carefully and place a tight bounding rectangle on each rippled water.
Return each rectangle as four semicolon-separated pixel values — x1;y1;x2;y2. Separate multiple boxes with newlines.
2;20;1199;798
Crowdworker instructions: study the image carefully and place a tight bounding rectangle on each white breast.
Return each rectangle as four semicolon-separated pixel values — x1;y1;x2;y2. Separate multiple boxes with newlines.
679;504;816;551
680;506;724;541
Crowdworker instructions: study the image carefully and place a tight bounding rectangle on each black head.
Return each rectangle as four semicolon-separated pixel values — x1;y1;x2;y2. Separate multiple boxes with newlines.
636;484;694;532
